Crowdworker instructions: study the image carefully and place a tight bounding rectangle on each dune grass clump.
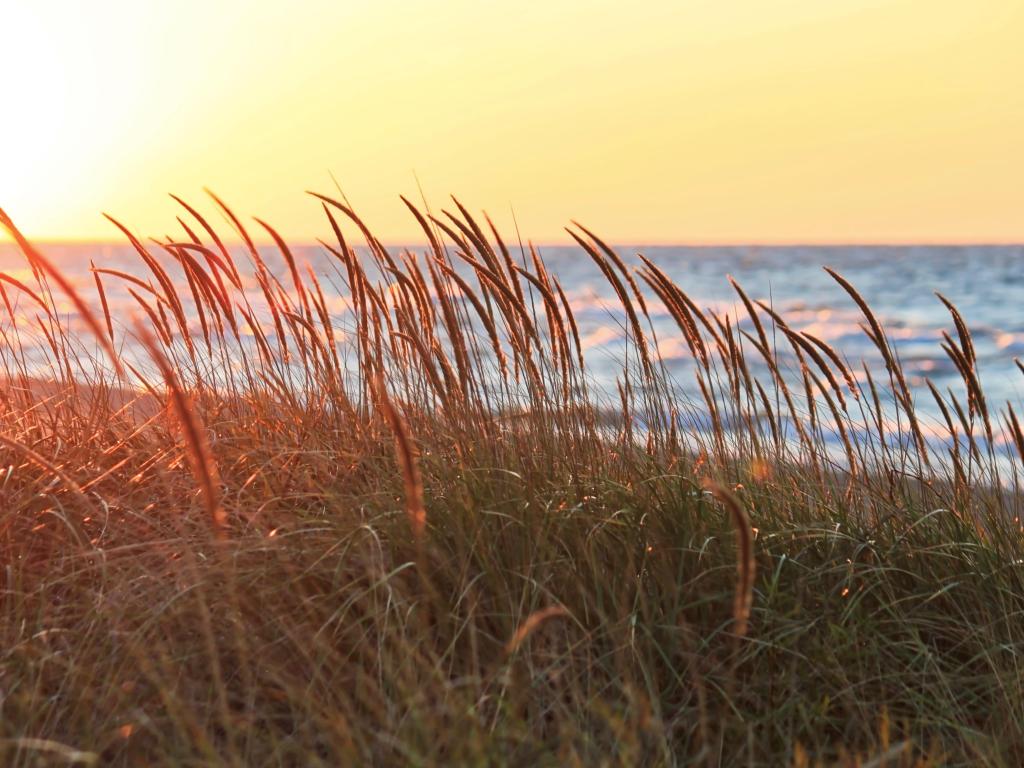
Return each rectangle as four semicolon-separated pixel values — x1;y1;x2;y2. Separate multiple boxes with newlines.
0;196;1021;765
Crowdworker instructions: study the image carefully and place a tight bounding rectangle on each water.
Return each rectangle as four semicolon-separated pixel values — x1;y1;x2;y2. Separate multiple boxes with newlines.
1;242;1022;435
541;244;1024;406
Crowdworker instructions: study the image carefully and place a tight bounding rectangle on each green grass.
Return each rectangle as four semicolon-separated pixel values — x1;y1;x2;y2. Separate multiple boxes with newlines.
0;197;1021;765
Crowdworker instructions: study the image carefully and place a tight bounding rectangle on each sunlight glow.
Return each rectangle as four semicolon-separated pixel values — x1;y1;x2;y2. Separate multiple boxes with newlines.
1;0;1022;243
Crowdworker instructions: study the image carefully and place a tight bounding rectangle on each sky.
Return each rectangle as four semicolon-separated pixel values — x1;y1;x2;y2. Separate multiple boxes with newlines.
1;0;1022;244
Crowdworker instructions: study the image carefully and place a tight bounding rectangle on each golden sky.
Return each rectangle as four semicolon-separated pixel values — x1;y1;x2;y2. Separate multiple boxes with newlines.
1;0;1022;244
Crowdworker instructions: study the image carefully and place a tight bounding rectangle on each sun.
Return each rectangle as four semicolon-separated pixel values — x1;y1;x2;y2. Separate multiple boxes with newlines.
0;7;74;234
0;4;148;241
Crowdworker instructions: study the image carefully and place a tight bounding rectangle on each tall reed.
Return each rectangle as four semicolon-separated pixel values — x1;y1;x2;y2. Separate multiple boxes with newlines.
0;195;1020;766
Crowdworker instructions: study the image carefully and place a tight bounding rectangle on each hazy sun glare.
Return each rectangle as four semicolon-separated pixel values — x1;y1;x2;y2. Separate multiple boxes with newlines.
1;0;1022;244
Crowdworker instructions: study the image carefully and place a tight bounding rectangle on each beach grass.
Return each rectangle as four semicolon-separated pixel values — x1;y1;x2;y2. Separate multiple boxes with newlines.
0;197;1021;766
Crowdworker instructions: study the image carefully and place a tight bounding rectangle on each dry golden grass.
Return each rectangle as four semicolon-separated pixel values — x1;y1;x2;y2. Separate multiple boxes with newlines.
0;195;1020;765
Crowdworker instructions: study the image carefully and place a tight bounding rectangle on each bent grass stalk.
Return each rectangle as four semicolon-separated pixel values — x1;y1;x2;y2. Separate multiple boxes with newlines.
0;197;1019;765
134;321;227;537
373;374;427;543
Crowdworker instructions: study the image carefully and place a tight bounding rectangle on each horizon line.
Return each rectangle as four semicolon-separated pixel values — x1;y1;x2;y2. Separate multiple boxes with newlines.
4;238;1023;250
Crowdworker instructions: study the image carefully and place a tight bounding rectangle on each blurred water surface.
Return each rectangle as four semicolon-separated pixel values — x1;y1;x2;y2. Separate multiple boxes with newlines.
1;242;1021;429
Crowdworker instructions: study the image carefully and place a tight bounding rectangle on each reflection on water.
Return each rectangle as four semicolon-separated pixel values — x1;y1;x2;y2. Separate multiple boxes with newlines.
1;242;1021;438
